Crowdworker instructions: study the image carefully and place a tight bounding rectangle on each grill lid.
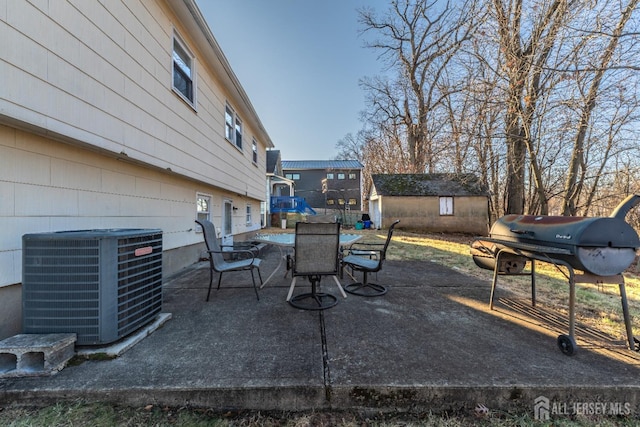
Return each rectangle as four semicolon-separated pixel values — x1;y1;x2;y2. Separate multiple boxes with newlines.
490;215;640;249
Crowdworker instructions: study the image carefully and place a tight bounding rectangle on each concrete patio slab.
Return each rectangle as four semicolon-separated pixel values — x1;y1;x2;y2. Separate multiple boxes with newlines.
1;241;639;417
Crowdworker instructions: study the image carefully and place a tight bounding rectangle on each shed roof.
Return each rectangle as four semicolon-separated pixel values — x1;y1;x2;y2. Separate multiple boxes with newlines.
282;160;363;170
371;173;488;197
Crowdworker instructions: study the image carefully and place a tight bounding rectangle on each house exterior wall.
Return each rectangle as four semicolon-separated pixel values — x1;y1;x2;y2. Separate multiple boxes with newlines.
380;195;489;235
0;0;271;338
0;126;262;338
1;1;269;199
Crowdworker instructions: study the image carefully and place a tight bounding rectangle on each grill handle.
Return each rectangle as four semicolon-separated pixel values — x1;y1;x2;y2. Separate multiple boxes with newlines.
610;194;640;220
510;229;534;236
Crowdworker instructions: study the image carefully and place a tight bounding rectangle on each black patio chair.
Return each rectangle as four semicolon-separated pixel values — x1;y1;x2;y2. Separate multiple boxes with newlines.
341;220;400;297
195;219;262;301
287;222;346;310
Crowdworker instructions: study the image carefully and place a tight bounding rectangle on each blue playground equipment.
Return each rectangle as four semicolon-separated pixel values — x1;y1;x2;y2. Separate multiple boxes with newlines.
270;196;316;215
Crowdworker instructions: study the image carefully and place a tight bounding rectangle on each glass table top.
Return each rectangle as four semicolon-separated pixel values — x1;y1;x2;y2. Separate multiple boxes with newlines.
254;233;361;247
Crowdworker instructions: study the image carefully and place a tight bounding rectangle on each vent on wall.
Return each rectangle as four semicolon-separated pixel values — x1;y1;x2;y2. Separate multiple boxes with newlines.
22;229;163;345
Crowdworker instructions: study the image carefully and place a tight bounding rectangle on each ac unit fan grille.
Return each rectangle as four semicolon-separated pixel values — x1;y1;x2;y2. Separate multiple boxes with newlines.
115;234;163;338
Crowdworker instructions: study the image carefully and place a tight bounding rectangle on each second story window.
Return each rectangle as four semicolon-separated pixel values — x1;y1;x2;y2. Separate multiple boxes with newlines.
235;117;243;149
172;34;194;105
326;173;334;180
338;173;345;180
225;106;234;141
252;139;258;164
225;104;243;150
349;173;357;180
285;173;300;180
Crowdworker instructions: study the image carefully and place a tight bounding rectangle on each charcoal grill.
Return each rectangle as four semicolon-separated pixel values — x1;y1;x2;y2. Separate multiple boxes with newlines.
471;195;640;356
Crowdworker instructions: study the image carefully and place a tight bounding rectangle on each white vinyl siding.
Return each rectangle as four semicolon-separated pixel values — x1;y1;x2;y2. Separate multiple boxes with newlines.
0;0;269;202
0;0;272;293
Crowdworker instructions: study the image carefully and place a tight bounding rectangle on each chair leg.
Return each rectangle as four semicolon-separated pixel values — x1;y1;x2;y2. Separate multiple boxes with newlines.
217;272;223;290
206;269;214;302
257;267;263;286
332;275;347;298
286;277;298;301
250;269;260;301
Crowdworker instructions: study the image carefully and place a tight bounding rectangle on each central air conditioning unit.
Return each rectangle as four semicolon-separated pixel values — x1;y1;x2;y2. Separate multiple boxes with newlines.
22;229;163;345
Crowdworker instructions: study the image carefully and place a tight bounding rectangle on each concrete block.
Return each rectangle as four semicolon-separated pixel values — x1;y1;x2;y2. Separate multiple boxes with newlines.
0;333;76;377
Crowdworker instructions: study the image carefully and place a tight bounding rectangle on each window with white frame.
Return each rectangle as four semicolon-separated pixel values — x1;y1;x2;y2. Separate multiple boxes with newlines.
225;104;243;150
225;105;234;141
246;204;252;225
172;34;195;105
252;139;258;164
196;193;211;230
439;196;454;216
235;117;243;149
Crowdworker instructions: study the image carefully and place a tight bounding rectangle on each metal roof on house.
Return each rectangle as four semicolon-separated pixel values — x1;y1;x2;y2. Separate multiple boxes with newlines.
282;160;364;170
371;173;489;197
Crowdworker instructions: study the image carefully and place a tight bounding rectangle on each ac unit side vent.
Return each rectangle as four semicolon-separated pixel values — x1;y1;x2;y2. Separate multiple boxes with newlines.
23;229;163;345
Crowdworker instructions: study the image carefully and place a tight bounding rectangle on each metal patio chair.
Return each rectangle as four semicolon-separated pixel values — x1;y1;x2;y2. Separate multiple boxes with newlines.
195;219;263;301
287;222;346;310
341;220;400;297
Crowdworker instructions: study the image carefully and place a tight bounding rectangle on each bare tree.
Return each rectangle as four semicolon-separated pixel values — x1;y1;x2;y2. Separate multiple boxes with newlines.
352;0;640;220
561;0;640;215
359;0;481;173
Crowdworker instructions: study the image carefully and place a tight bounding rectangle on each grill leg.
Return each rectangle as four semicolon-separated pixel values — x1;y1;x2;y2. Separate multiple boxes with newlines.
531;260;536;307
568;272;576;339
619;282;636;351
489;253;501;310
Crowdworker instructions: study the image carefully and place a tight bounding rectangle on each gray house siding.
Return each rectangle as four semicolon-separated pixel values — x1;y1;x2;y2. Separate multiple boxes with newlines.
282;160;364;212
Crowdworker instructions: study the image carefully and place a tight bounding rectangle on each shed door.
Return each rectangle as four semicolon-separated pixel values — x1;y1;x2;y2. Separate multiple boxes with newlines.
371;198;382;229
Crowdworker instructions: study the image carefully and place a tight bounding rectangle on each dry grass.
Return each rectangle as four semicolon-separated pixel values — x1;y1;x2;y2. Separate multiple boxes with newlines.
1;401;637;426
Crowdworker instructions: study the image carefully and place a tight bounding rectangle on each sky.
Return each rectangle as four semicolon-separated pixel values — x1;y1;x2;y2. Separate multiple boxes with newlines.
195;0;390;161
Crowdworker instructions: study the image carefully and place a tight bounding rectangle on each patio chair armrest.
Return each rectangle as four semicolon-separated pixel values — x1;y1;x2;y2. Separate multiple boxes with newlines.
207;248;258;260
348;241;384;248
345;242;384;254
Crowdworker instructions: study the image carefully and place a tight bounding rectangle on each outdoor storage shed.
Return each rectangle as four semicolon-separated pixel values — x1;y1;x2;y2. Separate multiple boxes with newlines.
369;173;489;235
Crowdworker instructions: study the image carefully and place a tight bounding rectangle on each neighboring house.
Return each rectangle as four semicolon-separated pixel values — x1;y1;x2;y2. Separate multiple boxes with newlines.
265;150;294;226
0;0;273;339
282;160;364;211
369;174;489;234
